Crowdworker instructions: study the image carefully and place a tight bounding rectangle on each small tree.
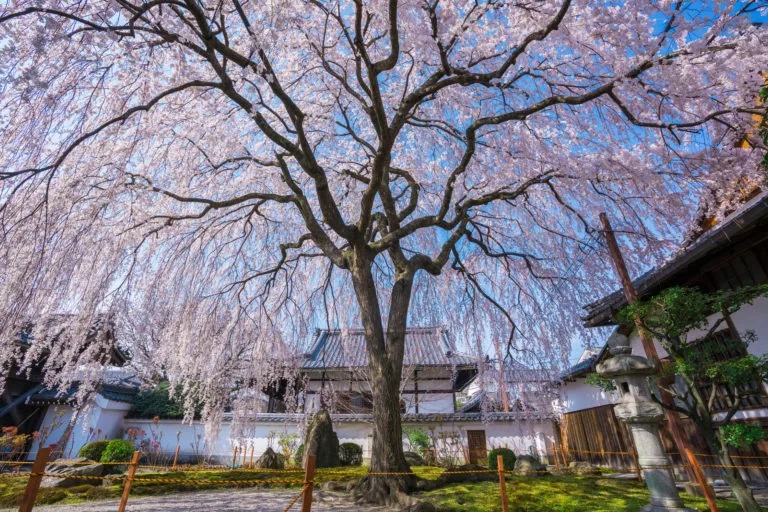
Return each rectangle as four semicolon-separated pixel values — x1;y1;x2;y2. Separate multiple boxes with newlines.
622;285;768;512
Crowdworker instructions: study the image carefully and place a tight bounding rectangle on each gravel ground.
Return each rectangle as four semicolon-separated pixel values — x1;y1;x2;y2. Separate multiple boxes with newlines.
2;488;393;512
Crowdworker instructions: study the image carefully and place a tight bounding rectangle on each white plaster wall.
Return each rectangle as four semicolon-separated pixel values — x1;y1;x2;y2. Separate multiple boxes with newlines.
30;395;133;460
628;330;670;359
122;418;235;461
118;417;555;465
304;373;456;414
685;296;768;356
407;394;454;414
622;297;768;360
484;421;556;459
560;379;618;413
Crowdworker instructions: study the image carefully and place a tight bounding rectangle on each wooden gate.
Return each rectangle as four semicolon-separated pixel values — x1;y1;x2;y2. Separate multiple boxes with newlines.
467;430;487;465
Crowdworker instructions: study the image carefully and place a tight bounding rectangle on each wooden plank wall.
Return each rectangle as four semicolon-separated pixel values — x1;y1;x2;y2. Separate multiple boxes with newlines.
561;406;768;483
559;404;637;469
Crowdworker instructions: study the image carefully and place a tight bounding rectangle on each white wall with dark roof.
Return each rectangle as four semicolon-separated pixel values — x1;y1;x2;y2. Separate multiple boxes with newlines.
560;378;618;413
29;394;133;460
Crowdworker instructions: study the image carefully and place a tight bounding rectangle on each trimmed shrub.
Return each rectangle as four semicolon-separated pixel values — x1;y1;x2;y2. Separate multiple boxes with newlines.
294;444;304;466
488;447;516;471
339;443;363;466
78;440;110;462
100;439;135;463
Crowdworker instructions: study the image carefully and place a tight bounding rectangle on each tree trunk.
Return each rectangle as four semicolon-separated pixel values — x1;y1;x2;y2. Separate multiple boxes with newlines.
702;428;761;512
716;436;761;512
349;254;416;505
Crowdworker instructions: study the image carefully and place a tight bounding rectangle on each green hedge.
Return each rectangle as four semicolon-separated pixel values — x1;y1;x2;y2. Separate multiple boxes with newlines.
78;440;109;462
128;381;186;419
488;448;516;470
100;439;135;463
339;443;363;466
294;444;304;466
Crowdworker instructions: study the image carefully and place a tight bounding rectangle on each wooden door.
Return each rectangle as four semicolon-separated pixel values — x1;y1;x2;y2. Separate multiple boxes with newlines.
466;430;487;465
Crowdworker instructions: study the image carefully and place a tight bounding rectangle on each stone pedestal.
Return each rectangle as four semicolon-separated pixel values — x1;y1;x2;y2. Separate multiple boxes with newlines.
597;336;693;512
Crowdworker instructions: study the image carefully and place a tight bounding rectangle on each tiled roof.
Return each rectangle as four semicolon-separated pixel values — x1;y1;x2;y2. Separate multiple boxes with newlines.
26;378;141;406
302;327;476;369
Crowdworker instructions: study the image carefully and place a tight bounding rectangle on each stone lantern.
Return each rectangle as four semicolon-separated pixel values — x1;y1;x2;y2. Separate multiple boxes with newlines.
596;334;693;512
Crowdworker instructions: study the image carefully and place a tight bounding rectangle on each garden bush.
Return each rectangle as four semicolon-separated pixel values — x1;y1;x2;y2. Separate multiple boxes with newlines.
129;381;186;419
77;440;110;462
294;444;304;466
339;443;363;466
488;447;516;470
100;439;135;463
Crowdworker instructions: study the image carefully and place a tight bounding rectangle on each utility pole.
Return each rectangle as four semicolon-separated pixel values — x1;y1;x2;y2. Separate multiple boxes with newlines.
599;213;718;512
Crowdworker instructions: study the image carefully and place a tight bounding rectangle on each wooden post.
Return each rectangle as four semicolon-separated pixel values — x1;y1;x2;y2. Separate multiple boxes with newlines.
301;454;316;512
685;448;719;512
118;450;141;512
18;444;53;512
497;454;509;512
232;446;238;469
600;213;708;498
242;445;247;467
630;445;642;482
493;337;510;412
172;445;180;470
249;446;254;468
552;442;560;472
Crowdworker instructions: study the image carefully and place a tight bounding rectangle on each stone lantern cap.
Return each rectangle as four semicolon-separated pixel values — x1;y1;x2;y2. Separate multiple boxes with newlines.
596;354;657;378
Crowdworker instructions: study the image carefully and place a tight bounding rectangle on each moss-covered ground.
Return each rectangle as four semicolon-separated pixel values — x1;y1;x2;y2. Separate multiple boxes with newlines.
0;467;764;511
418;474;766;512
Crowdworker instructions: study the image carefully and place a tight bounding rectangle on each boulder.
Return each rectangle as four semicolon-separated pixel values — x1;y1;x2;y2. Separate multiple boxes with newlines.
568;461;601;475
304;409;340;468
404;451;425;466
41;457;106;488
514;455;549;476
255;447;284;469
400;502;437;512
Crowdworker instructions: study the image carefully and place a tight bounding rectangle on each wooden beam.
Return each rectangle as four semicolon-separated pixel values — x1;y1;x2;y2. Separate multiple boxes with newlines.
600;212;716;510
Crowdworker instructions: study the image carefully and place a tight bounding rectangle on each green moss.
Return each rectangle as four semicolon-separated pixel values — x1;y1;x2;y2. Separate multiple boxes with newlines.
419;475;766;512
0;476;26;508
0;466;761;511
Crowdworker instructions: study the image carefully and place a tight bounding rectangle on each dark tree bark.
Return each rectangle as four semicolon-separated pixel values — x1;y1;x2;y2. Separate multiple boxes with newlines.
349;249;417;504
699;426;761;512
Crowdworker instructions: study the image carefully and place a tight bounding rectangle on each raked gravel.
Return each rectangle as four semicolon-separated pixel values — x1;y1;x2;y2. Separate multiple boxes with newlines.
1;488;393;512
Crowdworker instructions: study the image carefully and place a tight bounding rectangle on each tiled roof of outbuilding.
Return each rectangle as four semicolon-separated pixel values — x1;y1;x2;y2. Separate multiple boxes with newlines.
302;327;476;369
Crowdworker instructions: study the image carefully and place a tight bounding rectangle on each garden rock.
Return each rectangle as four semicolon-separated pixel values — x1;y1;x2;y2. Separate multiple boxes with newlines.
304;409;340;468
568;461;601;475
321;480;348;492
403;451;425;466
514;455;549;476
256;447;283;469
415;479;438;491
41;457;105;488
401;501;437;512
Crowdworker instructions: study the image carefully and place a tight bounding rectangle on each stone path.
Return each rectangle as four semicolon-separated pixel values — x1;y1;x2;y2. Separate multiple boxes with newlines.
1;488;393;512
